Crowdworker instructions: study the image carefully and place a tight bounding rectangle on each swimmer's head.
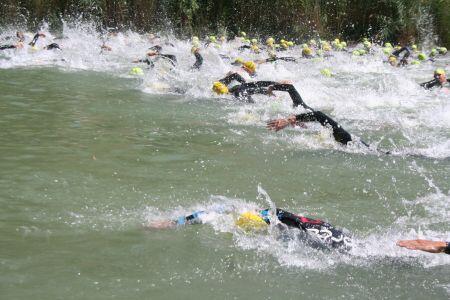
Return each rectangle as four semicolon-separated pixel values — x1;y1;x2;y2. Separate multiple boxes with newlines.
438;47;447;54
191;46;199;54
242;61;256;74
417;53;427;61
266;37;275;45
388;55;397;66
240;31;246;38
302;47;313;57
384;42;393;48
212;81;229;95
235;212;268;232
434;68;446;83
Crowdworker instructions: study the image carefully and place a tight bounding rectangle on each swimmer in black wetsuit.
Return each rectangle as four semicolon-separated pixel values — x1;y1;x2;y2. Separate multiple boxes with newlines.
0;31;25;50
266;83;312;109
420;68;450;89
146;206;352;250
191;47;203;70
388;46;410;66
212;72;278;102
29;32;46;46
133;45;177;67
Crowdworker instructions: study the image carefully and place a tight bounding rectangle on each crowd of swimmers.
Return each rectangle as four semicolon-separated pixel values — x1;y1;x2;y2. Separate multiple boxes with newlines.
1;30;449;255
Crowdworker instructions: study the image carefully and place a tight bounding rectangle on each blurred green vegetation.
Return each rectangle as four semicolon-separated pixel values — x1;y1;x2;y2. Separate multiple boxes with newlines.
0;0;449;46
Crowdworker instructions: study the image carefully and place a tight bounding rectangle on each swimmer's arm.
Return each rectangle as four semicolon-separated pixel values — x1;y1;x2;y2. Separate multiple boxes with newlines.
29;32;46;46
420;79;438;89
219;73;246;85
145;211;205;229
267;115;307;132
397;240;449;254
191;51;203;69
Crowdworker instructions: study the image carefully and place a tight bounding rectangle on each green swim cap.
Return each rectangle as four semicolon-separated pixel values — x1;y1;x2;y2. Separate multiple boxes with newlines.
363;41;371;49
384;42;392;48
251;38;257;44
418;53;427;61
320;68;332;77
340;41;347;48
240;31;246;37
430;48;437;57
411;44;417;50
287;41;294;47
352;50;361;56
438;47;447;54
410;60;420;65
130;67;144;75
358;49;367;55
383;47;391;55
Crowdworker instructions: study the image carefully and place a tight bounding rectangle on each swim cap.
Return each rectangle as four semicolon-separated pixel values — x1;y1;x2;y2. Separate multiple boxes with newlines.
363;41;371;49
410;60;420;65
192;40;200;48
358;49;366;55
266;37;275;45
281;42;288;49
243;61;256;73
240;31;246;37
438;47;447;54
233;57;244;65
235;212;268;232
334;38;340;44
382;47;391;55
302;47;313;57
417;53;427;61
280;39;286;44
129;67;144;75
384;42;393;48
212;82;229;95
340;41;347;48
192;36;199;42
388;55;397;63
323;44;332;52
191;46;199;53
411;44;417;51
434;68;446;76
287;41;294;47
251;38;257;44
251;45;260;53
220;36;226;42
430;48;437;57
320;68;332;77
209;36;216;43
352;50;361;56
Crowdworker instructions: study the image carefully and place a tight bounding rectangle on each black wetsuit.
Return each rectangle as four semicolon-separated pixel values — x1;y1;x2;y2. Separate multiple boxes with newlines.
137;53;177;68
295;111;353;145
218;73;276;102
45;43;61;50
391;47;410;66
445;242;450;254
0;45;17;50
266;208;352;249
264;56;297;63
176;207;352;249
29;33;43;46
420;78;450;89
191;51;203;70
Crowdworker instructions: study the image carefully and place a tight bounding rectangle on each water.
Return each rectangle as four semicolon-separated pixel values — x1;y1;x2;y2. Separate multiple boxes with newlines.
1;24;449;299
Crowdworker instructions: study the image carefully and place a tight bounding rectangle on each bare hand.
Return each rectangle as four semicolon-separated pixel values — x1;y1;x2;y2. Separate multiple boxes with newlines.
267;118;290;131
396;239;447;253
145;220;176;229
279;80;293;84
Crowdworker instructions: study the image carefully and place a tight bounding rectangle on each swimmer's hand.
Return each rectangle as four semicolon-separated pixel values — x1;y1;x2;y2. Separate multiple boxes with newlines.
267;116;297;131
396;239;447;253
145;220;176;229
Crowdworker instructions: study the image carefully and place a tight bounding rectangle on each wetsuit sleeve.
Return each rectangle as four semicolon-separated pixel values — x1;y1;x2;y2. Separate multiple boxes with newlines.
0;45;16;50
277;57;297;62
296;111;353;145
159;54;177;66
238;45;251;50
219;73;246;85
444;242;450;254
229;81;278;100
175;211;205;226
191;51;203;70
270;84;311;109
29;33;41;46
392;47;411;59
420;79;439;89
45;43;61;50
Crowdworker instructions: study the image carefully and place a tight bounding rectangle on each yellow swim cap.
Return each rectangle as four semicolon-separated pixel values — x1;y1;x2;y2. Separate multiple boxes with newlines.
130;67;144;75
266;37;275;45
435;68;446;76
212;81;229;95
251;44;260;53
235;212;268;232
388;55;397;63
191;46;198;53
302;47;313;56
243;61;256;73
323;44;332;52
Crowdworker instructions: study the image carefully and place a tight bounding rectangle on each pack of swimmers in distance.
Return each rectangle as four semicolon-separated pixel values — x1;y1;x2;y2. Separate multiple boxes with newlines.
2;30;449;256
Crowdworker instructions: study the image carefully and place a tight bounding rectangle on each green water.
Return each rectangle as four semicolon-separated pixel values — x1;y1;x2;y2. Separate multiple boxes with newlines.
1;68;449;299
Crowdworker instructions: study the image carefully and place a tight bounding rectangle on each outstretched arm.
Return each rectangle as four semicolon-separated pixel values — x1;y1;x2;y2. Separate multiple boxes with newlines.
29;32;46;46
397;239;450;254
420;79;439;90
219;72;246;85
146;211;205;229
268;83;312;109
191;50;203;70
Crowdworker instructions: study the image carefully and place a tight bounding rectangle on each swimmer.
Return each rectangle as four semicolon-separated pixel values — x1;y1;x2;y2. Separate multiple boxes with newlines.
146;206;352;250
133;45;177;67
212;72;278;102
0;31;25;50
420;69;449;89
267;112;360;146
29;32;46;47
43;43;61;50
190;47;203;70
397;239;450;254
388;46;410;66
